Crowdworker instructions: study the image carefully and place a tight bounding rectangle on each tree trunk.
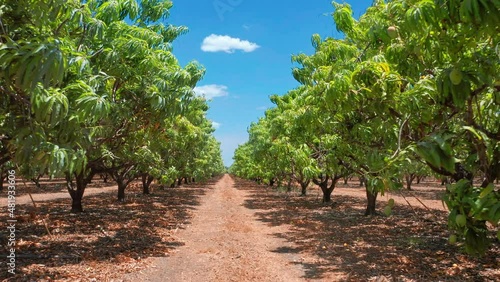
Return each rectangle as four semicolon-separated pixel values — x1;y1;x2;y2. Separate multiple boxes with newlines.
322;184;333;202
269;178;275;186
416;175;423;184
343;177;349;185
67;171;93;213
300;180;309;196
110;166;136;201
0;169;4;192
142;174;154;195
480;161;499;188
31;174;42;188
405;174;416;190
314;176;336;203
364;187;378;216
117;180;126;202
359;176;366;187
323;177;341;203
177;178;182;186
70;194;83;213
286;178;293;192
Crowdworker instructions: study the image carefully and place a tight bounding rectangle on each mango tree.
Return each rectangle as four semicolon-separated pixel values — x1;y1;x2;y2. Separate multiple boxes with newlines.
378;0;499;255
330;0;498;252
268;88;319;195
290;26;405;212
0;0;220;212
0;0;107;212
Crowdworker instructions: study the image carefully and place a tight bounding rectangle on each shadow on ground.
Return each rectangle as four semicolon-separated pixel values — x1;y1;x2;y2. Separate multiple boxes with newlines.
233;176;499;281
0;176;119;195
0;175;224;281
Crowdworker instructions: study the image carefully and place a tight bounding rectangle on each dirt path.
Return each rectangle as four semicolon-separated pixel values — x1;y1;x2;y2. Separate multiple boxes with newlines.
1;175;497;281
122;174;306;282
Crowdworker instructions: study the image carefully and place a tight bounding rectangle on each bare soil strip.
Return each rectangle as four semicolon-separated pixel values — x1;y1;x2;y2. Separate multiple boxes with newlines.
123;174;306;282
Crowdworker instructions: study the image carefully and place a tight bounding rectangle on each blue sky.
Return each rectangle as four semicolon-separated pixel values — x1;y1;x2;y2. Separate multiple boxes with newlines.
167;0;373;166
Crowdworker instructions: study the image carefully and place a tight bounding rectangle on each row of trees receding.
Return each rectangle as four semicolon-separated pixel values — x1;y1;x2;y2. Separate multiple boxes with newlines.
231;0;499;256
0;0;225;212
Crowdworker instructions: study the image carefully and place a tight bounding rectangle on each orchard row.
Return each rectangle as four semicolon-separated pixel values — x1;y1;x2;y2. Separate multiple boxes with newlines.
231;0;499;256
0;1;225;212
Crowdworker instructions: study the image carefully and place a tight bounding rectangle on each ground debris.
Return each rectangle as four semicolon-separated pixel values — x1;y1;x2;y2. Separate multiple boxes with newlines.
0;176;223;281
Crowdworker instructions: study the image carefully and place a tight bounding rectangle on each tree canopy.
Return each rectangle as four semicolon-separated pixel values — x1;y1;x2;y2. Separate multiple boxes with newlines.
231;0;499;256
1;0;224;211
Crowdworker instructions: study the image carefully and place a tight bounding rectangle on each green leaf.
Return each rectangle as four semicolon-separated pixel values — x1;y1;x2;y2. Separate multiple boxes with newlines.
479;184;494;198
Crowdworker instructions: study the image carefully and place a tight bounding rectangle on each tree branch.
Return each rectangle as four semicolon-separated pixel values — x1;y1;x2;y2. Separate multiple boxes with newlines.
54;18;70;37
390;114;411;159
0;86;31;107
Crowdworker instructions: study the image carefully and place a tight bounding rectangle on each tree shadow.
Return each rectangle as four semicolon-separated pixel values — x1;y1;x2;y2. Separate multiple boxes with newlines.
271;246;301;254
0;177;221;281
398;185;447;201
233;177;499;281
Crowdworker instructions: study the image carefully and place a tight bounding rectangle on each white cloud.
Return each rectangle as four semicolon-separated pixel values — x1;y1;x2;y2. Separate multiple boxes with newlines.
193;84;228;99
201;34;260;53
242;24;251;30
211;121;221;129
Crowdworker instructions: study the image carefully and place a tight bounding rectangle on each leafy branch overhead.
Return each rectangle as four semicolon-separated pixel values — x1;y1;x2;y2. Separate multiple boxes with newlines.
0;0;224;211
